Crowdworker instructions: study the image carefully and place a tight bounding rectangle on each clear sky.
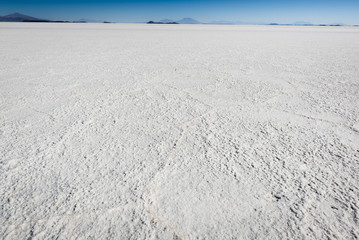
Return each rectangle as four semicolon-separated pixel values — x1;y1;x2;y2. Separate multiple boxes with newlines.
1;0;358;24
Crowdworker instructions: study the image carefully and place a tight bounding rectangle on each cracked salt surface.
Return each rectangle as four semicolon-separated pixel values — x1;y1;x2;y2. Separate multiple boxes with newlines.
1;23;359;239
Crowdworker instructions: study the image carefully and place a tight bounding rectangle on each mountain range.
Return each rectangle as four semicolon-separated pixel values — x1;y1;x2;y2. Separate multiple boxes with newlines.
0;12;354;26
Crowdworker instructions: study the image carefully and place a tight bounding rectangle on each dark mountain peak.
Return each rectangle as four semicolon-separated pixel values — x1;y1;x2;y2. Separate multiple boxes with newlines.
4;12;38;19
0;12;47;22
5;12;23;16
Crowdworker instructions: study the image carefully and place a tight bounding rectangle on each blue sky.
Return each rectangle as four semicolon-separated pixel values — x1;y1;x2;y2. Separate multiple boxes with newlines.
1;0;358;24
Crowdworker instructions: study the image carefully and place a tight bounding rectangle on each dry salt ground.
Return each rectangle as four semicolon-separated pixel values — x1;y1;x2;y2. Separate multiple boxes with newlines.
1;23;359;239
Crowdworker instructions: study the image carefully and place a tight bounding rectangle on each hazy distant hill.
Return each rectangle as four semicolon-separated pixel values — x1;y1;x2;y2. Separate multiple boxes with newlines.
292;21;314;25
177;18;201;24
149;17;201;24
0;12;47;22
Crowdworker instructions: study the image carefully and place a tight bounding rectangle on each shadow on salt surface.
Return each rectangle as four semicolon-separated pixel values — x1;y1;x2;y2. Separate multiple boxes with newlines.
351;122;359;132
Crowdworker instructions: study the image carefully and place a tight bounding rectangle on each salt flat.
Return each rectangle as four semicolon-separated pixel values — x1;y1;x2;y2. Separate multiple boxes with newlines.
0;23;358;239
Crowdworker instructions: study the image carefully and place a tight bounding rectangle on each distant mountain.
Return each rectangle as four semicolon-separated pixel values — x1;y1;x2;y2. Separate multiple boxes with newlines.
329;23;346;26
147;21;178;24
292;21;313;26
177;18;201;24
267;22;348;27
153;18;268;25
0;12;109;23
76;18;103;23
160;19;175;23
0;12;47;22
149;17;200;24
